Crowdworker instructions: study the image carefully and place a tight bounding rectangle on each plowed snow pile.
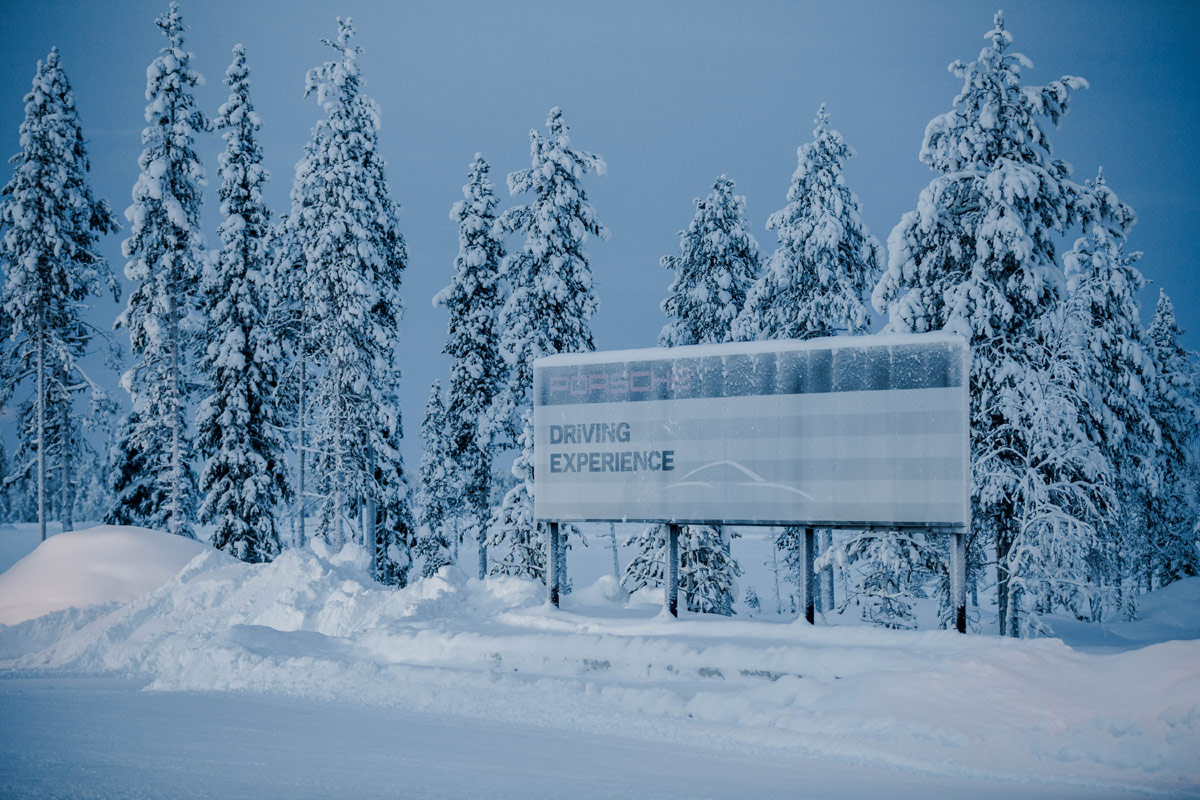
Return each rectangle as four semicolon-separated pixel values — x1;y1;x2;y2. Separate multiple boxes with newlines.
1;526;1197;795
0;526;209;625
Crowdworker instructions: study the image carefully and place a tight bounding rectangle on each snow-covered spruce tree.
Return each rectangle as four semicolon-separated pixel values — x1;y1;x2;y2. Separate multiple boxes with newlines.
732;104;883;618
71;446;112;523
871;12;1089;634
416;381;456;576
0;48;119;540
622;523;667;594
816;527;940;629
271;158;314;548
636;175;756;613
195;45;289;563
487;108;606;580
486;409;543;580
294;19;413;584
678;523;741;615
434;154;507;579
371;408;417;586
659;175;760;348
623;520;743;614
1144;291;1200;585
978;299;1116;636
105;409;161;526
114;3;209;538
733;105;881;342
1064;170;1160;614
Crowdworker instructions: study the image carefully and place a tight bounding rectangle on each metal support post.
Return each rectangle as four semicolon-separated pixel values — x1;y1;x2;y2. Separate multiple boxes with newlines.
801;527;815;624
547;521;561;608
951;531;967;633
667;523;681;617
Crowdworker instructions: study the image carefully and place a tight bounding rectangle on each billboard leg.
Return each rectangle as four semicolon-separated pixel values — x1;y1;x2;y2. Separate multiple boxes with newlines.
667;523;680;617
802;527;815;625
547;522;560;608
952;531;966;633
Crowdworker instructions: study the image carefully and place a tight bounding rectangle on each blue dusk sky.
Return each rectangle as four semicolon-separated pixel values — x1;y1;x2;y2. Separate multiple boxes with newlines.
0;0;1197;469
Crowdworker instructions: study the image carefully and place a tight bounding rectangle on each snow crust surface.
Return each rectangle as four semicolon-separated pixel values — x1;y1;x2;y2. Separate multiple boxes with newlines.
0;526;1197;796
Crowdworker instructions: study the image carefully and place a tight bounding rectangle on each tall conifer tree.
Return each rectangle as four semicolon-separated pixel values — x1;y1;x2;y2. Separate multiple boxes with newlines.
196;45;289;562
114;2;209;538
487;108;606;580
660;175;760;348
0;48;119;540
732;105;882;617
1144;291;1200;585
872;12;1089;633
625;175;759;614
1064;170;1159;613
416;380;456;576
435;154;506;579
289;19;414;583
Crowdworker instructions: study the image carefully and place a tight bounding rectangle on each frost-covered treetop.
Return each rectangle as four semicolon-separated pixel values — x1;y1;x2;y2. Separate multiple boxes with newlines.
922;10;1087;175
499;106;608;365
1064;170;1139;299
216;45;262;162
734;105;880;342
874;11;1089;341
437;153;503;352
305;18;381;146
214;44;267;235
1148;290;1200;424
450;153;499;229
297;15;405;334
1;46;118;334
143;3;206;130
1074;166;1136;240
120;0;208;334
660;174;761;346
504;107;609;260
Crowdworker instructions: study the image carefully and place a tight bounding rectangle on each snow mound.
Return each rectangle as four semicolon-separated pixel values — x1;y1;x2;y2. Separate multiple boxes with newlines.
0;526;211;626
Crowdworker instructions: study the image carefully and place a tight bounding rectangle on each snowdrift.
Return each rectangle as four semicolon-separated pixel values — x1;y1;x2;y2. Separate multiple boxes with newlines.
0;525;211;625
0;530;1197;794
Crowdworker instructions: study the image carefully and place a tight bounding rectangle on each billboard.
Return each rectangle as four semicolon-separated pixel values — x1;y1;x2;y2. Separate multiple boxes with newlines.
532;333;969;529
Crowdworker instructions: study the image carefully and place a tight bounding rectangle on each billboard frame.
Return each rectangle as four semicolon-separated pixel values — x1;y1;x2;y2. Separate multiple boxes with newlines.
534;334;970;633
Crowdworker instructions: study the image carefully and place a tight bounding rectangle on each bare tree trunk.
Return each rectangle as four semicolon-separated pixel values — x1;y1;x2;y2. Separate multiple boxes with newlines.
37;330;46;543
477;528;487;580
770;534;783;616
167;291;182;537
997;530;1017;637
362;442;376;560
295;356;307;548
58;373;73;532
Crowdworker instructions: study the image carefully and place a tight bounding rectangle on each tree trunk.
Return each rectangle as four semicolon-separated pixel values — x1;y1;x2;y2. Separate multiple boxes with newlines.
770;536;783;616
996;536;1009;637
362;442;376;565
58;369;74;532
37;330;46;543
167;290;182;538
295;356;306;549
477;527;487;580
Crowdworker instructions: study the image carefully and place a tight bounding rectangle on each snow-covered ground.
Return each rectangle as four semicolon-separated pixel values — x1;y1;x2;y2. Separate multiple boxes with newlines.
1;524;1198;798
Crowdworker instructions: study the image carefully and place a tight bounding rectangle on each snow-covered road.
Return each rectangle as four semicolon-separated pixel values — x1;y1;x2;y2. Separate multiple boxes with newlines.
0;678;1137;800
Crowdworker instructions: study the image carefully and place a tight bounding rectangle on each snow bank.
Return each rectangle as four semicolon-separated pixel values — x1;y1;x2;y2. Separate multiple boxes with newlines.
0;539;1197;794
0;526;211;626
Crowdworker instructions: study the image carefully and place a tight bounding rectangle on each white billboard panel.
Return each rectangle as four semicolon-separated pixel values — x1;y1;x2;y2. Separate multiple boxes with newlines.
532;333;969;529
